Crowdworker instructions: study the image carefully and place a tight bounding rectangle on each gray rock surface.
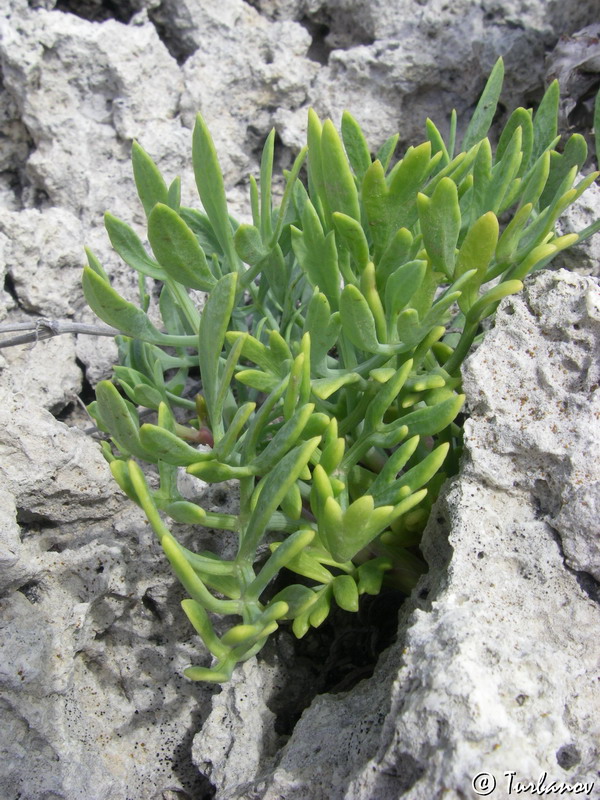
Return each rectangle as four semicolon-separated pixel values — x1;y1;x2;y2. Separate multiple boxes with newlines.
557;179;600;276
462;269;600;582
0;389;220;799
0;1;599;799
193;270;600;800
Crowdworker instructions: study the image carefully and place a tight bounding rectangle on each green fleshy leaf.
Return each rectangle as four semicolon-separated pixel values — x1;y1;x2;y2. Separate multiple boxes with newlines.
364;359;413;431
132;140;169;217
332;212;370;272
332;574;359;612
192;114;240;273
186;460;254;482
148;203;216;291
417;177;461;278
376;228;414;291
259;129;275;241
495;203;532;265
306;108;329;221
198;272;238;435
109;459;139;502
426;118;450;166
239;437;321;561
311;372;360;400
532;80;559;162
225;331;283;375
251;404;315;473
95;381;155;461
396;393;465;437
339;284;381;353
357;557;393;595
167;176;181;212
384;259;427;318
235;369;281;393
466;279;523;323
496;107;532;177
462;57;504;149
270;585;319;619
320;119;361;222
374;443;449;505
291;199;340;308
104;213;165;280
302;290;340;370
83;266;178;345
539;134;587;209
246;529;316;601
234;223;269;266
139;424;214;466
455;211;499;312
181;599;229;660
363;143;434;259
376;133;399;172
341;111;372;181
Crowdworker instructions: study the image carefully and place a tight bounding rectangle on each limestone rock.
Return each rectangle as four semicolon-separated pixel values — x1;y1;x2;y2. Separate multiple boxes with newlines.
0;389;118;527
191;659;283;795
556;179;600;277
0;387;220;799
1;2;600;799
0;208;84;317
177;0;317;185
0;9;183;220
0;333;82;412
273;0;600;156
545;22;600;127
462;269;600;581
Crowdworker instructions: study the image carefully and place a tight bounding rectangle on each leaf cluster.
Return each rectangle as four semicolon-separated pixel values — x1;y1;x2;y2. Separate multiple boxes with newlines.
83;59;599;681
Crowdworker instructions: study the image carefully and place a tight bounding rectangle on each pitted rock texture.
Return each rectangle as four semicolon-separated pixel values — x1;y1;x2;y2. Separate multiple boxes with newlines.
462;269;600;581
0;387;220;798
192;270;600;800
1;1;600;799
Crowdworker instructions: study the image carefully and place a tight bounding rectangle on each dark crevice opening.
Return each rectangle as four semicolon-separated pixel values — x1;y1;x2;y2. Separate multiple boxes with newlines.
16;508;59;529
147;4;199;65
52;401;75;421
300;17;333;65
265;588;406;736
52;0;139;23
172;706;217;800
141;589;163;621
18;579;44;604
52;357;94;422
3;273;21;307
544;521;600;606
75;356;96;405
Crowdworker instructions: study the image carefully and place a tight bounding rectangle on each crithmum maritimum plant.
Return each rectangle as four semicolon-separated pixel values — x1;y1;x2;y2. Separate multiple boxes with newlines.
82;59;600;682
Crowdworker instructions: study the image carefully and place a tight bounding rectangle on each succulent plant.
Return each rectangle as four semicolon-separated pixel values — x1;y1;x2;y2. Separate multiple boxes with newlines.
82;58;599;682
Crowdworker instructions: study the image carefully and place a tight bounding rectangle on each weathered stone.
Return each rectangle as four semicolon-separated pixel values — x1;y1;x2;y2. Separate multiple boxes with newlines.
556;178;600;277
274;0;600;156
0;387;220;799
545;22;600;127
0;9;183;219
191;659;283;795
1;2;600;799
177;0;317;185
0;332;82;412
0;208;84;317
462;269;600;581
